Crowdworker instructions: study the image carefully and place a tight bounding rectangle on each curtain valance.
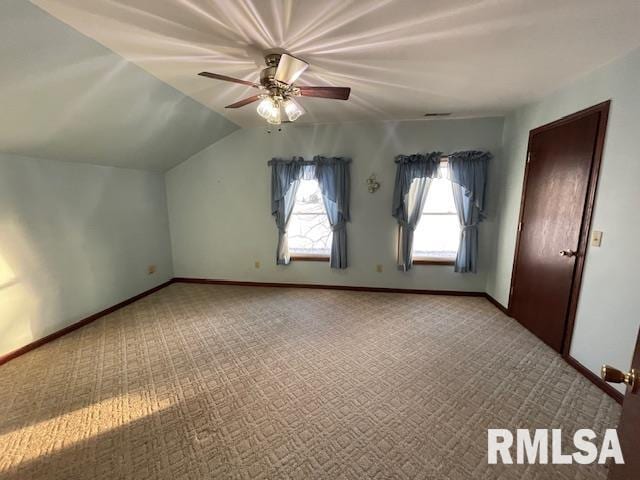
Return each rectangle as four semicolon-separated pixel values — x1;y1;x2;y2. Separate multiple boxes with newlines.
445;150;490;220
392;152;442;223
269;156;305;217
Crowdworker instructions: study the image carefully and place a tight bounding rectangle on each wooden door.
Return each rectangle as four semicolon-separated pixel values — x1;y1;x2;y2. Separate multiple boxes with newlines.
509;102;609;353
604;330;640;479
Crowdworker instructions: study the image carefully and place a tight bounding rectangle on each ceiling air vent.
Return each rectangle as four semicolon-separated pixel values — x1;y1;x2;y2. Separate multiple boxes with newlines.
424;112;451;117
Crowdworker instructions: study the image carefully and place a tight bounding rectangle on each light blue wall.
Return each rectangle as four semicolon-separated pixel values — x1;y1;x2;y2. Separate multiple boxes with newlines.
165;117;503;291
487;47;640;390
0;153;173;356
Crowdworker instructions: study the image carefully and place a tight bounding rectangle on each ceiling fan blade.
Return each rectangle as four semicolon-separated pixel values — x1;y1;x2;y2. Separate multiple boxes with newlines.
225;95;261;108
274;54;309;85
198;71;260;88
298;86;351;100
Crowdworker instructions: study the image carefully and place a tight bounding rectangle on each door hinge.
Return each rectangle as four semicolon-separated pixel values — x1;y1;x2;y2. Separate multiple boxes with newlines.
527;152;531;164
518;221;523;232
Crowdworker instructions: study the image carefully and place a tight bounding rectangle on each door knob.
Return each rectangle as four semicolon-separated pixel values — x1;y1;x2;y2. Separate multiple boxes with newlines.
601;365;638;393
559;249;577;257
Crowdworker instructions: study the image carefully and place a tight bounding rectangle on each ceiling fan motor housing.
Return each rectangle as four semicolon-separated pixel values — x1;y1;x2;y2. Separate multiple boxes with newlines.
264;53;282;67
261;54;283;88
260;66;277;87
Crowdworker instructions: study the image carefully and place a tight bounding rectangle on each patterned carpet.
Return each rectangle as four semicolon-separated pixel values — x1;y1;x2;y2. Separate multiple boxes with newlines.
0;283;620;479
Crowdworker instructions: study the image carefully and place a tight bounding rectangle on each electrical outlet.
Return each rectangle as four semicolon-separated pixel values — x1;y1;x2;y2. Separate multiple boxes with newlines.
147;265;156;275
376;264;383;273
591;230;603;247
254;261;261;269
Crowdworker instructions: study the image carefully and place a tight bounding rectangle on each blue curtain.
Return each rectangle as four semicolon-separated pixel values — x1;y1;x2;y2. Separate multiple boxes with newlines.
269;156;351;268
314;156;351;269
391;153;441;271
447;151;491;273
269;157;304;265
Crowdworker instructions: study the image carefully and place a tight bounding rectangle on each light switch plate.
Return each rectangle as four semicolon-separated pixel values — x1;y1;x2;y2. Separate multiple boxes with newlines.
591;230;603;247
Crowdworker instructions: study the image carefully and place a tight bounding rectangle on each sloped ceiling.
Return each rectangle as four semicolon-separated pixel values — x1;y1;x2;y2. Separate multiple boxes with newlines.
0;0;238;171
30;0;640;127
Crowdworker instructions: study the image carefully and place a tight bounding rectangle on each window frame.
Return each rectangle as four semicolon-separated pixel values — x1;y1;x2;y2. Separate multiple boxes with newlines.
412;161;459;265
288;179;332;261
290;254;330;262
413;257;455;266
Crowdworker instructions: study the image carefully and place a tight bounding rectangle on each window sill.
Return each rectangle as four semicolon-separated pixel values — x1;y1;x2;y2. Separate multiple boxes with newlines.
413;258;455;266
290;255;330;262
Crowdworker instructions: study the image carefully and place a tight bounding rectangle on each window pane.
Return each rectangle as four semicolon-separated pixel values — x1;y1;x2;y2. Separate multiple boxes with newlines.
288;180;332;256
422;167;456;214
413;214;460;259
413;170;460;260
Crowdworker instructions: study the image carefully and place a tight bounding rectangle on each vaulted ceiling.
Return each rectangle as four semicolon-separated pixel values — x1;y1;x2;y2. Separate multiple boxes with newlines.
31;0;640;127
0;1;238;171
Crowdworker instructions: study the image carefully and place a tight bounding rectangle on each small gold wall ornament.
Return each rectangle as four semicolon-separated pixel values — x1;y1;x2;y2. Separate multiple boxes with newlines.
367;174;380;193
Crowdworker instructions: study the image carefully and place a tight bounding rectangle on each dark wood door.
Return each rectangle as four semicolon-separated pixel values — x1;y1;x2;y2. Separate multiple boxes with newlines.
510;104;608;352
607;330;640;479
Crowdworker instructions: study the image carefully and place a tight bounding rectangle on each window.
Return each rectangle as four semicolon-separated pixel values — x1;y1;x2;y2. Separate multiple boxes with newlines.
288;179;332;258
412;164;460;262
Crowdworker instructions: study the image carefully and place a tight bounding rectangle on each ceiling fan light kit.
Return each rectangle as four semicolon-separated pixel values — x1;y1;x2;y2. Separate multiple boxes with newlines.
256;95;304;124
257;96;281;124
198;52;350;125
283;97;304;122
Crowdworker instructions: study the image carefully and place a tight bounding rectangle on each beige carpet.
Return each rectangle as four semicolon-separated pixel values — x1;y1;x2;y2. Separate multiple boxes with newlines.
0;283;620;479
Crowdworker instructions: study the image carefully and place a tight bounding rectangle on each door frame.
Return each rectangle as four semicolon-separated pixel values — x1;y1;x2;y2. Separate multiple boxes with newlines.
507;100;610;357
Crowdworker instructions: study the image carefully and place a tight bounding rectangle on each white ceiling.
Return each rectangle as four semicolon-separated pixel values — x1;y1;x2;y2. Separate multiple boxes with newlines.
29;0;640;127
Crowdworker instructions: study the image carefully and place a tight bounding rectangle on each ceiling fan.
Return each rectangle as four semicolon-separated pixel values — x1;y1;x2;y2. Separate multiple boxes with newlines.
198;53;351;124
